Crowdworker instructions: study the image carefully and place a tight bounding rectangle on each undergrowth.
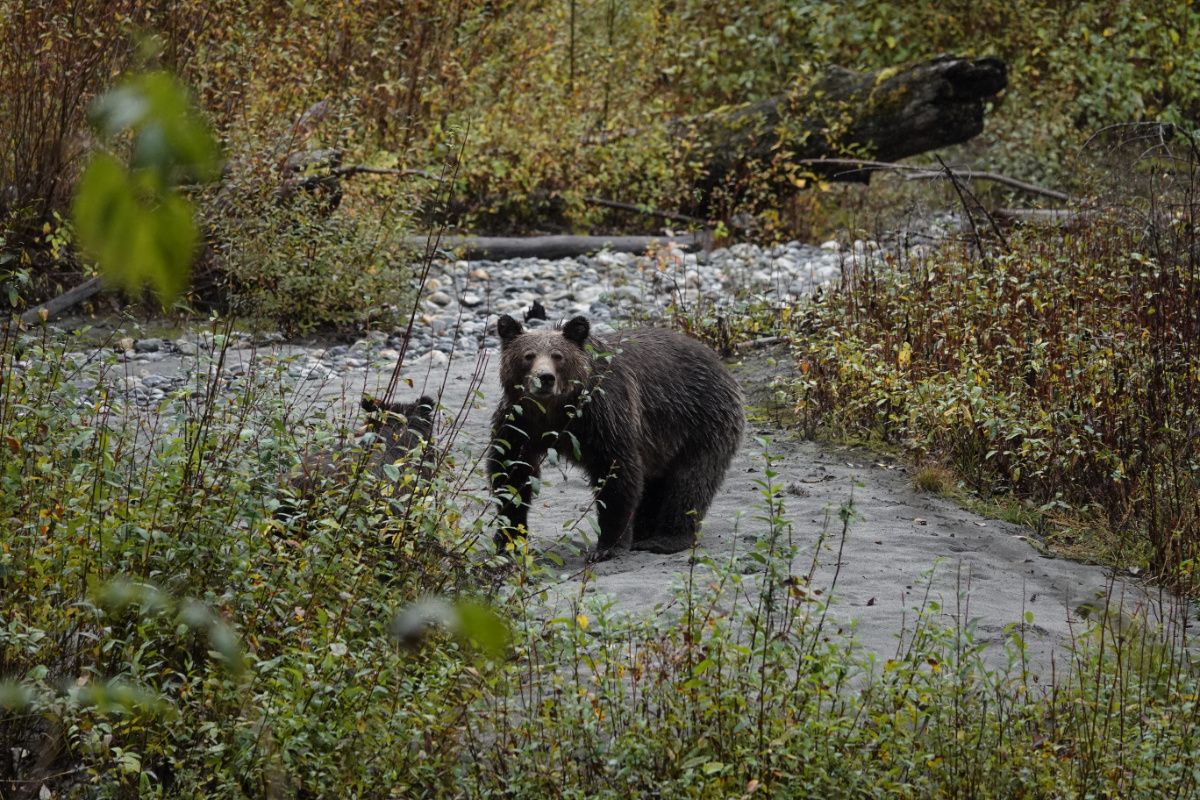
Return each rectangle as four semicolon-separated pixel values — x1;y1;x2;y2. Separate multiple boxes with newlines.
693;135;1200;596
1;325;1197;797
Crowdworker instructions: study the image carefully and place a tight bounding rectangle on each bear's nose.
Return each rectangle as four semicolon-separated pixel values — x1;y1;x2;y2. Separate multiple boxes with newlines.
537;372;556;387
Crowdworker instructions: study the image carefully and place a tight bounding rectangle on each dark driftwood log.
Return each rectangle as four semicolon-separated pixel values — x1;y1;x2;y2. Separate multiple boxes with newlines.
409;233;708;260
19;276;104;324
665;55;1007;214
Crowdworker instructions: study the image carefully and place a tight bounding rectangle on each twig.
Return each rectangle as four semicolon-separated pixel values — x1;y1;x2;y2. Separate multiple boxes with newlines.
935;154;1008;250
798;157;1072;202
937;154;992;255
582;195;710;226
329;165;435;180
734;336;785;351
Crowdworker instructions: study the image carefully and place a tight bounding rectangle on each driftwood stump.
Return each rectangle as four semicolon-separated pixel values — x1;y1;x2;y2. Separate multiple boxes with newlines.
662;55;1007;214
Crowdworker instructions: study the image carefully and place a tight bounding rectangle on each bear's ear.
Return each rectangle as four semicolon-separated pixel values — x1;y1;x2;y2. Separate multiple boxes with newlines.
497;314;522;343
562;315;590;344
415;395;436;418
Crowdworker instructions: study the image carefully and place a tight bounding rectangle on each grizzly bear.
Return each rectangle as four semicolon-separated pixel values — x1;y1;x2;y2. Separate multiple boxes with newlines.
358;395;437;479
281;395;436;517
488;315;743;561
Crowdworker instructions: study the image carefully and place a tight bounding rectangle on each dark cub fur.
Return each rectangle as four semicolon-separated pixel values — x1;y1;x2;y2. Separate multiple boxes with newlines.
488;315;744;561
282;395;436;515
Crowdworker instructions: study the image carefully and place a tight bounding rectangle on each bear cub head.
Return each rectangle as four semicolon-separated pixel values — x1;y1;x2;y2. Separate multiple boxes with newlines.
359;394;436;458
497;314;592;404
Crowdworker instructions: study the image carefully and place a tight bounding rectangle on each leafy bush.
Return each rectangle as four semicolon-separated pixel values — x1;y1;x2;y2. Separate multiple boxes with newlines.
0;2;137;288
13;1;1199;256
205;192;418;333
0;324;482;795
2;362;1195;798
743;142;1200;591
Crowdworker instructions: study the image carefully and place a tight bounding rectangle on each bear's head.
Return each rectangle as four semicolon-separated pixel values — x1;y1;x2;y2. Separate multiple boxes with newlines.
497;314;592;404
360;394;436;457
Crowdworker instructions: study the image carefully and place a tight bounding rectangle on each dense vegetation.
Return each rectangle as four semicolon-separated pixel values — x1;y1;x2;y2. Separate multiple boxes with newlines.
685;129;1200;597
1;334;1195;796
2;1;1199;797
3;0;1198;321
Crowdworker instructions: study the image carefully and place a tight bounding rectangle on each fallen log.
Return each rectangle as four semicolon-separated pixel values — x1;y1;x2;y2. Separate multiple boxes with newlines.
19;276;104;324
410;233;708;260
659;55;1007;214
993;208;1094;226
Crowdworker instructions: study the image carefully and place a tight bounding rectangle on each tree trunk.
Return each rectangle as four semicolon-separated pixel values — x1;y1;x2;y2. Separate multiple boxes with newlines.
18;276;104;324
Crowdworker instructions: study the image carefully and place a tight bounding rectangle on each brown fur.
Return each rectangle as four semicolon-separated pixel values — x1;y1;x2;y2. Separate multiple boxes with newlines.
488;315;744;561
282;395;436;516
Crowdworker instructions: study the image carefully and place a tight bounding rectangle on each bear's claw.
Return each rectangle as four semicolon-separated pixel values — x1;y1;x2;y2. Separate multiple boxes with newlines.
586;546;620;564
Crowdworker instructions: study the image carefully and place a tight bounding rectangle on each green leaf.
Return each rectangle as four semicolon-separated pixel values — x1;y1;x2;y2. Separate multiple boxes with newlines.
73;155;198;305
455;600;511;659
90;71;220;182
73;70;219;306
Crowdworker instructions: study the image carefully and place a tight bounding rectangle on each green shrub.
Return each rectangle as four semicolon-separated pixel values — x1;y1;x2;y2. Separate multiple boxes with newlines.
206;194;417;333
754;179;1200;590
2;347;1196;798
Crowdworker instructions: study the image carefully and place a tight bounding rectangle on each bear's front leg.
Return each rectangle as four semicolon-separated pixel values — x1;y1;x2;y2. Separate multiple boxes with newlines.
488;439;541;554
587;468;641;563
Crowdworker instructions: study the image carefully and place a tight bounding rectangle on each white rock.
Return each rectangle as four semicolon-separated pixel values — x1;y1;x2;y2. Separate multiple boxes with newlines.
576;285;604;304
410;350;449;369
820;240;840;251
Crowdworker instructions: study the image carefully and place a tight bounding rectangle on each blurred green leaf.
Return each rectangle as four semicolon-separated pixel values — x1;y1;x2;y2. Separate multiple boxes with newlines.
73;70;218;306
390;597;510;660
0;682;34;711
454;600;511;659
88;71;220;182
73;159;198;304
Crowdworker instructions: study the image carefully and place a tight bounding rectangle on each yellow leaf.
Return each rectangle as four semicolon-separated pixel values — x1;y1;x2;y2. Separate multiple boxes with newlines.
576;614;589;630
897;341;912;367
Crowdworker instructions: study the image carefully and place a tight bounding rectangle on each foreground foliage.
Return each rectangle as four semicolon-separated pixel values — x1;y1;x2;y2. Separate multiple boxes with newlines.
1;325;1197;798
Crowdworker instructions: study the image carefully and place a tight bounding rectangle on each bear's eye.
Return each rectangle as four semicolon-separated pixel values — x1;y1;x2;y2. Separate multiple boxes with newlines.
523;351;536;362
551;351;564;361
